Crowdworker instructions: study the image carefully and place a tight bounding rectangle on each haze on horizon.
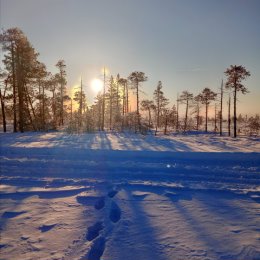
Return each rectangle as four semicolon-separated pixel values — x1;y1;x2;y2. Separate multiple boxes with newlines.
1;0;260;116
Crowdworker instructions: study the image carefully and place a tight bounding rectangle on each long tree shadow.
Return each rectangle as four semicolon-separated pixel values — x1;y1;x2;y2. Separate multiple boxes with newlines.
105;189;169;260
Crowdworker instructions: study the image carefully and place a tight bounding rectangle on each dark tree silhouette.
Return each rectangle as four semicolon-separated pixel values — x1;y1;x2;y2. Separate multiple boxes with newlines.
141;99;155;130
153;81;169;135
200;88;217;132
225;65;250;138
128;71;147;131
55;60;67;126
179;91;193;132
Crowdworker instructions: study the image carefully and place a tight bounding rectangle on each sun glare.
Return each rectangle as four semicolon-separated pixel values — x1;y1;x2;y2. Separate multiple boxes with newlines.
91;79;103;93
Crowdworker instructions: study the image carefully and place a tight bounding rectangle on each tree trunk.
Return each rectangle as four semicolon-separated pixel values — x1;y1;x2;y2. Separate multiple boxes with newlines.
148;108;151;130
102;67;105;131
17;51;24;133
184;100;188;132
42;84;45;130
0;89;7;132
176;95;179;132
60;70;64;126
126;82;129;113
11;43;17;132
196;102;200;131
25;86;37;130
214;104;217;132
136;81;140;132
228;95;231;136
220;80;223;136
164;113;168;135
205;103;208;132
234;88;237;138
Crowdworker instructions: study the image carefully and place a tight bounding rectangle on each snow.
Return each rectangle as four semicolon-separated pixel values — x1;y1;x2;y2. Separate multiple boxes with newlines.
0;132;260;260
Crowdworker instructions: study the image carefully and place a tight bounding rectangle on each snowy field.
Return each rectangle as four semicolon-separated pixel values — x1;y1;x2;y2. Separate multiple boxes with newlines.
0;132;260;260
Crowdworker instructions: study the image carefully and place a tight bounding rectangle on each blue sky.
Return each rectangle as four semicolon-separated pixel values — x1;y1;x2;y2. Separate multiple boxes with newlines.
1;0;260;115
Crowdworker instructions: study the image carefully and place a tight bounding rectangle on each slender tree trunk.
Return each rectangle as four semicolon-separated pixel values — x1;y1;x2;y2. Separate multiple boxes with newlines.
122;84;125;116
24;90;35;131
234;88;237;138
101;68;106;131
220;79;223;136
17;51;24;133
196;102;200;131
110;93;112;130
60;71;64;126
52;90;56;129
0;89;7;132
164;112;168;135
70;99;73;121
228;95;231;136
205;103;208;132
184;100;188;132
11;43;17;132
176;95;179;132
148;108;151;130
42;84;45;130
155;90;160;136
25;86;37;129
136;81;140;132
214;103;217;132
79;77;83;128
126;82;129;113
116;81;119;111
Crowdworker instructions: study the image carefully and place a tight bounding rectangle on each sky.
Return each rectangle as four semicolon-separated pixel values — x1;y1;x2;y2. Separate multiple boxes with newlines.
1;0;260;116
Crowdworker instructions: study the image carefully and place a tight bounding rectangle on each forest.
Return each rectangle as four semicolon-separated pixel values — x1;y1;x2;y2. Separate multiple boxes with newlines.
0;27;259;137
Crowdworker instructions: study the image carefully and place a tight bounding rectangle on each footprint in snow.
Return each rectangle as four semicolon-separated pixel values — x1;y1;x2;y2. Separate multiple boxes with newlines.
39;224;56;232
94;197;105;210
2;211;26;219
87;237;106;260
86;221;104;241
109;201;121;223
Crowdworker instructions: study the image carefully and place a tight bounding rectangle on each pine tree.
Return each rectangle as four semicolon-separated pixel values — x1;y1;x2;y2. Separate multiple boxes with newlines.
55;60;67;126
128;71;147;132
179;91;193;132
225;65;250;138
200;88;217;132
141;99;155;130
153;81;169;135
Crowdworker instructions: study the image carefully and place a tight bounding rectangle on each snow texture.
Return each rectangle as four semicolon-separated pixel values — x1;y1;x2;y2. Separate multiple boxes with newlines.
0;132;260;260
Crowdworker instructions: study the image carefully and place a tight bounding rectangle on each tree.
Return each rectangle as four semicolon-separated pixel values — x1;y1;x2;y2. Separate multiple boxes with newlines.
228;94;231;136
200;88;217;132
225;65;250;138
179;91;193;132
1;27;42;132
141;99;155;130
194;94;203;131
128;71;147;131
219;79;224;136
118;77;128;116
153;81;169;135
55;60;67;126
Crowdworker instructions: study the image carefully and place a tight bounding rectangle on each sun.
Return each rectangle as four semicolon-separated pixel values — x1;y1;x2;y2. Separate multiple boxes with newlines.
91;79;103;93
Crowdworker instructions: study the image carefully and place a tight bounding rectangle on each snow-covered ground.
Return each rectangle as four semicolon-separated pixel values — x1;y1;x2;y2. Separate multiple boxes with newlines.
0;132;260;260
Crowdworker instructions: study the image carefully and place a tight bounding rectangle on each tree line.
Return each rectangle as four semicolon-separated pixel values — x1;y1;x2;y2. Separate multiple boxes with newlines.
0;28;259;137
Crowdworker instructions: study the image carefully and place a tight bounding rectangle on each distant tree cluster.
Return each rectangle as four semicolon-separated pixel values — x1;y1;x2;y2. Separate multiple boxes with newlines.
1;28;257;137
0;28;68;132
